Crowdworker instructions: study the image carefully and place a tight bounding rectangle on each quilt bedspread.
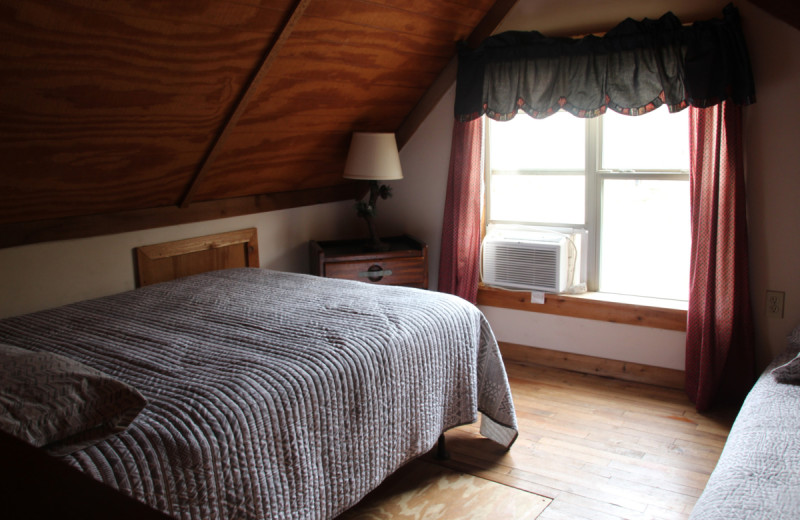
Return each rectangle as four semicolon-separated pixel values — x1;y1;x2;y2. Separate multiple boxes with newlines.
0;268;517;519
689;344;800;519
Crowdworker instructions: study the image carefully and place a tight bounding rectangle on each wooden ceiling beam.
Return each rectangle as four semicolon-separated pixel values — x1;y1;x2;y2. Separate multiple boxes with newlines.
396;0;519;148
179;0;312;208
0;184;364;249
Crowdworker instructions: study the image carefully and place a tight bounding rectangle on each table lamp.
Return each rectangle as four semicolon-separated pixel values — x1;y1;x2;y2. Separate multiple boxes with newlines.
343;132;403;251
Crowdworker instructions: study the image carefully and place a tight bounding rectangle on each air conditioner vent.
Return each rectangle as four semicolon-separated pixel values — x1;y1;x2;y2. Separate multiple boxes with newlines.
482;234;569;293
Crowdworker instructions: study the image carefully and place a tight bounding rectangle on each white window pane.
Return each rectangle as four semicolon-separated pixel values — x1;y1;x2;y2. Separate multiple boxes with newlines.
490;112;585;171
490;174;585;225
602;106;689;171
599;179;689;300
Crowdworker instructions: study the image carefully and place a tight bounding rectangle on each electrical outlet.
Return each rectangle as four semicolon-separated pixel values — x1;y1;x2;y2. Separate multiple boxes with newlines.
766;290;785;319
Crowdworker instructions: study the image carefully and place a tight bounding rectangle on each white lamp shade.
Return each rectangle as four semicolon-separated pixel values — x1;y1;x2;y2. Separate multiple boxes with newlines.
343;132;403;181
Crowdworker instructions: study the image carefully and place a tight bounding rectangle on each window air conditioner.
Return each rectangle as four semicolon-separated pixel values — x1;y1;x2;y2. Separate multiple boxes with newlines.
482;233;570;293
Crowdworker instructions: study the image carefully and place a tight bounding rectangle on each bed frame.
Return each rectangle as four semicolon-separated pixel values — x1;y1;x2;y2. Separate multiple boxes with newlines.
5;227;457;518
134;228;259;287
1;430;172;519
3;228;263;519
135;228;451;462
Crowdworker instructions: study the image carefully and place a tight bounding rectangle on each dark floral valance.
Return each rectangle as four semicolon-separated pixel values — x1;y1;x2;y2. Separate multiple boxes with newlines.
455;3;756;122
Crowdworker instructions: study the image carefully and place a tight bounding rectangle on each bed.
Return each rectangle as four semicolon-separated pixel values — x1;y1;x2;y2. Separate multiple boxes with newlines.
0;229;518;519
689;326;800;519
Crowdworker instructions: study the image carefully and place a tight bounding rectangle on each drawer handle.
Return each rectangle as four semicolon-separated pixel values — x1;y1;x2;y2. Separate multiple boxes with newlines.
359;264;392;282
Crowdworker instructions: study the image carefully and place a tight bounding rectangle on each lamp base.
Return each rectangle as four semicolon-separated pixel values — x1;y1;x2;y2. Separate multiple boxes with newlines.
352;180;394;252
361;182;389;251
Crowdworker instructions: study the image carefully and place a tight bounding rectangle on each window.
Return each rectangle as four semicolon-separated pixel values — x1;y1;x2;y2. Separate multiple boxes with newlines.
486;106;690;301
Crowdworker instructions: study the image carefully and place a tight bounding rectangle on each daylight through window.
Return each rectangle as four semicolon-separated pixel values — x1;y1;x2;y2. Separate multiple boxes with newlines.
486;106;690;301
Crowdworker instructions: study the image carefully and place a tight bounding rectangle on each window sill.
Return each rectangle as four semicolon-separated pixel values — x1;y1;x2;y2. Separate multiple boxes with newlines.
476;284;687;331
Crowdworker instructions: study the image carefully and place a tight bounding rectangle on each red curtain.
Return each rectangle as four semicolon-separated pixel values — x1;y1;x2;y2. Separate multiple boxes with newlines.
437;117;484;303
686;100;755;411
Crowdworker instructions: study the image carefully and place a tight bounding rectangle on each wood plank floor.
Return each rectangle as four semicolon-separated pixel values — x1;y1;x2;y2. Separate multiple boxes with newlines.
344;361;737;519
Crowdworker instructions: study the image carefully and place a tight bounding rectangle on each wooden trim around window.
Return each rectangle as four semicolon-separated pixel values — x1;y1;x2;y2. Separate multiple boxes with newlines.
477;285;687;331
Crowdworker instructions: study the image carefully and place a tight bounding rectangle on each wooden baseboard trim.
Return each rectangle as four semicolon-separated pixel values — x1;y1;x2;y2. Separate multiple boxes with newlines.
498;341;686;391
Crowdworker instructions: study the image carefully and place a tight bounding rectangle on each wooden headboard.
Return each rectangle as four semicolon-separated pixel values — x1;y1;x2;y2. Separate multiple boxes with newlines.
134;228;259;287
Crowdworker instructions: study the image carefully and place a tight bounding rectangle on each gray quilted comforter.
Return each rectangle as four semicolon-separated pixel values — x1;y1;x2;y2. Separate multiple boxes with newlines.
689;344;800;519
0;268;517;519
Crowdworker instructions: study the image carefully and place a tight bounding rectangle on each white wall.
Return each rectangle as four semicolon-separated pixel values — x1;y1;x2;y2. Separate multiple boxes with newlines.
389;1;800;371
482;308;687;370
738;2;800;367
384;87;457;291
0;201;358;318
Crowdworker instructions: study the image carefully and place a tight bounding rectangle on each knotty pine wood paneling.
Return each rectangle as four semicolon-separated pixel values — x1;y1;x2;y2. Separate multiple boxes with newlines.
196;90;422;201
291;17;458;60
0;183;365;249
46;0;295;32
370;0;489;25
266;39;445;89
0;0;289;223
0;0;498;244
305;0;479;43
196;0;493;202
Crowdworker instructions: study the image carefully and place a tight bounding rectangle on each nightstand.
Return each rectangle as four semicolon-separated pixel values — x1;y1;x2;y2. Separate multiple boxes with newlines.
309;235;428;289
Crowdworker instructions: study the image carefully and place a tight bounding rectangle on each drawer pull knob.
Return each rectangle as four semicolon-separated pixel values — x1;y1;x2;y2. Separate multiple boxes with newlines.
360;265;392;282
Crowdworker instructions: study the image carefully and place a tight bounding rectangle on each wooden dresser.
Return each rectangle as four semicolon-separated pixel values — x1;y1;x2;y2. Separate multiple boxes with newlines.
309;235;428;289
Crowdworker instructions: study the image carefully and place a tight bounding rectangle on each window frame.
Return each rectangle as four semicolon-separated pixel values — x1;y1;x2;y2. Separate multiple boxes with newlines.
484;112;690;299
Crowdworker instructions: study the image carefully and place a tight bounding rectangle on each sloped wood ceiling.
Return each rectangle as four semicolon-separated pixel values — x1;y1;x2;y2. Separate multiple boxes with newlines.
0;0;506;247
750;0;800;31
